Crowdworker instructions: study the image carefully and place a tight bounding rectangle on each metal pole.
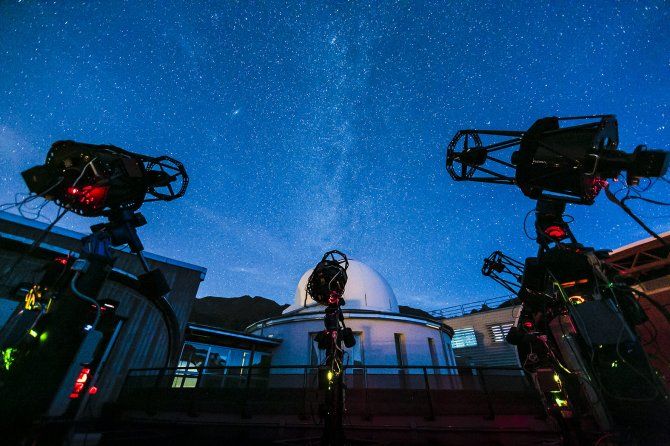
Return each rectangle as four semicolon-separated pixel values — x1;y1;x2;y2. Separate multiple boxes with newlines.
363;365;371;420
478;368;495;420
423;367;435;420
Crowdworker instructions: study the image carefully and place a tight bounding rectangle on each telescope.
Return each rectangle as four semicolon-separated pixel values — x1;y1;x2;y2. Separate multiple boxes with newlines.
446;115;669;204
21;140;188;216
306;250;355;446
1;140;190;442
446;115;670;444
306;250;349;306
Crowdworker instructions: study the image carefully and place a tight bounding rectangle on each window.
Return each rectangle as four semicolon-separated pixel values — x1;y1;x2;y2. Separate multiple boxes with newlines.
347;333;364;370
489;323;513;343
394;333;407;366
174;342;263;388
427;337;439;367
206;346;230;368
451;327;477;349
174;342;210;388
310;333;326;366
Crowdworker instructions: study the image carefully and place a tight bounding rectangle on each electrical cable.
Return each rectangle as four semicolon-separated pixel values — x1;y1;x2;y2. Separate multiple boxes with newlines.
70;157;98;190
0;178;64;221
0;206;69;292
603;185;669;249
70;271;101;330
523;208;537;241
590;282;661;402
626;287;670;324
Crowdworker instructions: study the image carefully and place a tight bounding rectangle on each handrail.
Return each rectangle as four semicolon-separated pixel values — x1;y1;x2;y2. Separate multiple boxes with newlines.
428;295;517;319
119;363;539;422
126;364;526;373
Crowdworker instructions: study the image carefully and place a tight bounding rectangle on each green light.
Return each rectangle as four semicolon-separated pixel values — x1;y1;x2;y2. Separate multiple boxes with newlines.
29;329;38;338
550;391;569;407
2;348;16;370
611;360;619;368
554;397;568;407
39;332;48;342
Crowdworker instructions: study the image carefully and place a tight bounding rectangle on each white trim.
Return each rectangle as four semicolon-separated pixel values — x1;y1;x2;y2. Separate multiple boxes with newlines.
188;324;281;346
610;230;670;254
248;310;453;336
0;211;207;277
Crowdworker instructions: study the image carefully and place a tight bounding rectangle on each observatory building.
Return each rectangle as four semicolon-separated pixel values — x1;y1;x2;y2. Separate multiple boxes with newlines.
245;260;456;371
118;259;556;445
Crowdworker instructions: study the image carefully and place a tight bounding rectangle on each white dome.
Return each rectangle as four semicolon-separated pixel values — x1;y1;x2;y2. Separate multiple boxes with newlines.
284;259;399;313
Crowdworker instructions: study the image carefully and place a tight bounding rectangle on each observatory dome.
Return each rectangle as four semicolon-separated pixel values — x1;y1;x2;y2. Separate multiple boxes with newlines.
285;259;399;313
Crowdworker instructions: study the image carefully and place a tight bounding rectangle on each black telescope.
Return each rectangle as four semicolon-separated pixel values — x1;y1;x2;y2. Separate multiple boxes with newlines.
21;140;188;216
446;115;669;204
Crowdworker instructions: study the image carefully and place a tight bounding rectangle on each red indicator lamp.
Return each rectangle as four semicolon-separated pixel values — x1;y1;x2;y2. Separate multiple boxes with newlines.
54;256;69;265
66;185;109;210
69;367;91;399
544;225;567;240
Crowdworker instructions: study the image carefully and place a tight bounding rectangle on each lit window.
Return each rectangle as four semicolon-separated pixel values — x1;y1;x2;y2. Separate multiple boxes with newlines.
451;327;477;349
489;323;513;343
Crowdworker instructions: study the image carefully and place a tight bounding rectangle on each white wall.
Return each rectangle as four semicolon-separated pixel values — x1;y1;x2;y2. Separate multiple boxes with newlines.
249;313;456;373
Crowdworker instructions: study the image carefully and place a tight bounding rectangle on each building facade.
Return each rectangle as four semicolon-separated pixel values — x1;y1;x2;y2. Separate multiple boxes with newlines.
438;303;522;368
0;211;206;418
245;260;456;372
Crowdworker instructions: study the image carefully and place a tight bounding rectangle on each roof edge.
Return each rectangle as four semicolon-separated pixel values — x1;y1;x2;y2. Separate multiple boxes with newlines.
0;210;207;275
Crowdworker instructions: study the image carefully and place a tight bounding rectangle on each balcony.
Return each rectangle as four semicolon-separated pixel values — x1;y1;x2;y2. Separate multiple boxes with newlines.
102;365;559;445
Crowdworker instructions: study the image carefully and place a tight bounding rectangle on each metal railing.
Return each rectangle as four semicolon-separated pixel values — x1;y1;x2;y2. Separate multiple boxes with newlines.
428;295;517;319
118;364;542;420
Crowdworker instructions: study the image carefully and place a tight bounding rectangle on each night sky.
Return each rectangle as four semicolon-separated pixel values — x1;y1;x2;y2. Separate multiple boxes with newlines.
1;1;668;310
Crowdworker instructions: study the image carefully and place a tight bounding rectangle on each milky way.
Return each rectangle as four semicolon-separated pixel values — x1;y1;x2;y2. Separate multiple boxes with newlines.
1;1;668;310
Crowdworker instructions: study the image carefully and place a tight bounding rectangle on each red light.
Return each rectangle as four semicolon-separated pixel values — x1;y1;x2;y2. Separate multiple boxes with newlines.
54;256;69;265
69;367;92;399
544;225;567;240
88;386;98;395
585;177;608;198
523;321;533;329
66;185;109;209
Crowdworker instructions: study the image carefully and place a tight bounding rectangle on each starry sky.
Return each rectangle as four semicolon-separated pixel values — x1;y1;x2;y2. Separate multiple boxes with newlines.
1;1;669;311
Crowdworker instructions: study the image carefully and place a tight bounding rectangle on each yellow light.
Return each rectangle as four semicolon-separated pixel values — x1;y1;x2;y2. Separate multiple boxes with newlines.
24;285;46;311
568;295;585;305
553;373;560;384
29;329;38;338
555;397;568;407
327;371;333;381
